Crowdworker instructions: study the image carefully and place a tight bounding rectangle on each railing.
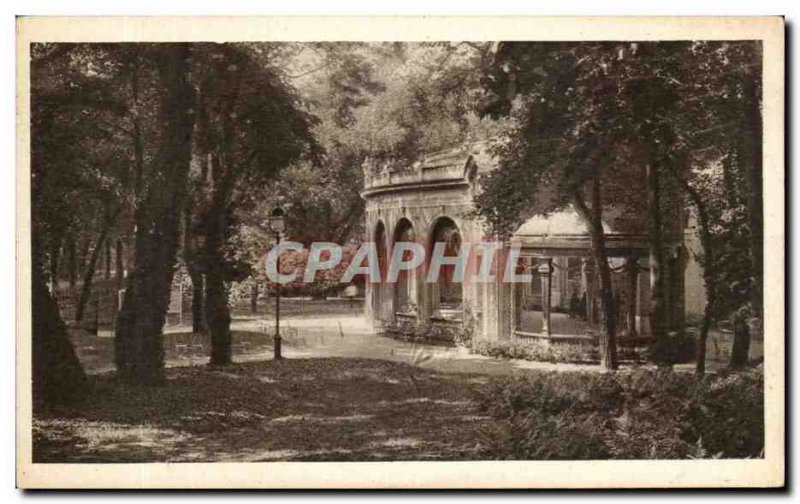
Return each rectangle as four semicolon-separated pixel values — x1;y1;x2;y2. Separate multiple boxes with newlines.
364;162;468;190
52;278;120;327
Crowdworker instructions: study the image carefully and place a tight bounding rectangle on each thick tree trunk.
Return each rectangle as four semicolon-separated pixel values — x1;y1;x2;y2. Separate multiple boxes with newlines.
205;196;232;366
197;62;243;366
744;75;763;319
574;178;618;371
32;249;86;409
114;45;196;385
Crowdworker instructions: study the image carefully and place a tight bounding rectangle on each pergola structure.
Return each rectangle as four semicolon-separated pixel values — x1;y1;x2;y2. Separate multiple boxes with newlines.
510;209;653;342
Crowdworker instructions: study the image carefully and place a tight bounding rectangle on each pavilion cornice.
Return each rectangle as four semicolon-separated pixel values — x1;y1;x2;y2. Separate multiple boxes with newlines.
360;178;470;199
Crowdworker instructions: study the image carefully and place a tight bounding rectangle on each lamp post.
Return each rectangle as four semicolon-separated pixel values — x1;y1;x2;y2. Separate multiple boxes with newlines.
268;207;286;360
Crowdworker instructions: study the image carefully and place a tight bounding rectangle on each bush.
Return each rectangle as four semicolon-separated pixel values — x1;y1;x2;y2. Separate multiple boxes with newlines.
648;330;697;364
384;303;479;346
473;367;764;459
471;339;647;365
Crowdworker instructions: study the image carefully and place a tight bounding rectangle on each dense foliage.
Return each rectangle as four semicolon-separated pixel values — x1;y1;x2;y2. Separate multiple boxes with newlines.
474;367;764;459
474;41;763;371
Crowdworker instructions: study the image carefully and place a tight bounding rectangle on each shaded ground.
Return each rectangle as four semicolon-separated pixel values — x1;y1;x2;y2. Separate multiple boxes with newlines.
46;300;762;462
34;358;492;462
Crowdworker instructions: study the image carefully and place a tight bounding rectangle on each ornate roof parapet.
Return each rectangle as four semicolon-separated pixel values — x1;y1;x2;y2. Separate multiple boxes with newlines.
361;141;497;196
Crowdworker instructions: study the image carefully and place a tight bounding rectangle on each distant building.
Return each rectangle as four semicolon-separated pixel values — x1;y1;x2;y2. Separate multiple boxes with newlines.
361;142;705;343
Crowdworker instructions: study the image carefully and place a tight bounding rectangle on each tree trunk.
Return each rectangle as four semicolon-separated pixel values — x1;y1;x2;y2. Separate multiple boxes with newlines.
574;177;618;371
104;240;111;279
197;61;243;366
625;256;638;339
729;309;751;369
78;236;91;280
250;282;259;313
739;73;762;361
191;273;206;333
183;75;208;335
32;247;86;409
646;162;670;365
114;45;196;385
75;227;110;323
115;239;124;291
67;236;77;288
182;195;206;334
689;193;715;376
744;75;763;316
205;195;232;366
49;238;61;290
130;55;145;201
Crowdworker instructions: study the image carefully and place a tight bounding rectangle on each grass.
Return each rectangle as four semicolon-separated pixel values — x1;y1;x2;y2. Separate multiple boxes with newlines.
33;358;492;462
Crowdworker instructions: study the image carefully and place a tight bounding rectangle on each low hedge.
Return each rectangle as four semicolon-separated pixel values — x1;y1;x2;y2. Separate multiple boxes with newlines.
471;339;648;365
471;329;699;365
473;366;764;459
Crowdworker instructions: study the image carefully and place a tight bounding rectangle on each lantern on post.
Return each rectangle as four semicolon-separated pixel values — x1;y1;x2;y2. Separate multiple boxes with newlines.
268;207;286;360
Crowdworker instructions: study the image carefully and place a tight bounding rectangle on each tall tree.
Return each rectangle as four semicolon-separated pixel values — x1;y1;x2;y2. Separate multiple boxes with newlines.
187;44;319;365
114;44;197;384
30;43;135;403
475;42;656;370
641;41;763;373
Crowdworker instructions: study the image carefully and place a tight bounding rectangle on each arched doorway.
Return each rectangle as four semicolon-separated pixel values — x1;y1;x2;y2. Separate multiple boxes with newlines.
427;216;463;318
371;220;388;323
392;218;417;318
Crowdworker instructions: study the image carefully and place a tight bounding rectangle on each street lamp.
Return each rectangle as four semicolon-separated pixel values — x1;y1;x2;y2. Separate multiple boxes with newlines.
268;207;286;360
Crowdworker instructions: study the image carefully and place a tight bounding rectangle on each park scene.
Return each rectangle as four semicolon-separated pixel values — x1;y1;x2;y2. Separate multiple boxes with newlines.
31;41;764;462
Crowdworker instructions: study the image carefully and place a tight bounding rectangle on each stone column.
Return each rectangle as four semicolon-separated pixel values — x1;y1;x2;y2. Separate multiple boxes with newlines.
538;258;553;338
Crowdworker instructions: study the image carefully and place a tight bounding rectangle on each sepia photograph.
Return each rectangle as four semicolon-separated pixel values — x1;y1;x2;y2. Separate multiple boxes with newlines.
15;15;784;489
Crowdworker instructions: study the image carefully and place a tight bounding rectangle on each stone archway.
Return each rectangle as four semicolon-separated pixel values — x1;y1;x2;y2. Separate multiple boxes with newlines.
426;216;463;318
392;217;417;319
371;220;388;323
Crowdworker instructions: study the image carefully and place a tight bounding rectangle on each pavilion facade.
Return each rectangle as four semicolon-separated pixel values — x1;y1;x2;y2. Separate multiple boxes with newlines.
361;142;704;344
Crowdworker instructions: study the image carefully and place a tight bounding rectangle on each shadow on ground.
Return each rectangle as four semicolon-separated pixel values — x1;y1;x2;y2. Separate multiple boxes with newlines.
33;358;494;462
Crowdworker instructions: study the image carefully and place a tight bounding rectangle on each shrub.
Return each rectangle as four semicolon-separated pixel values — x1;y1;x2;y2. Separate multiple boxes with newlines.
471;339;648;365
647;330;697;364
684;367;765;457
384;303;479;346
473;367;764;459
